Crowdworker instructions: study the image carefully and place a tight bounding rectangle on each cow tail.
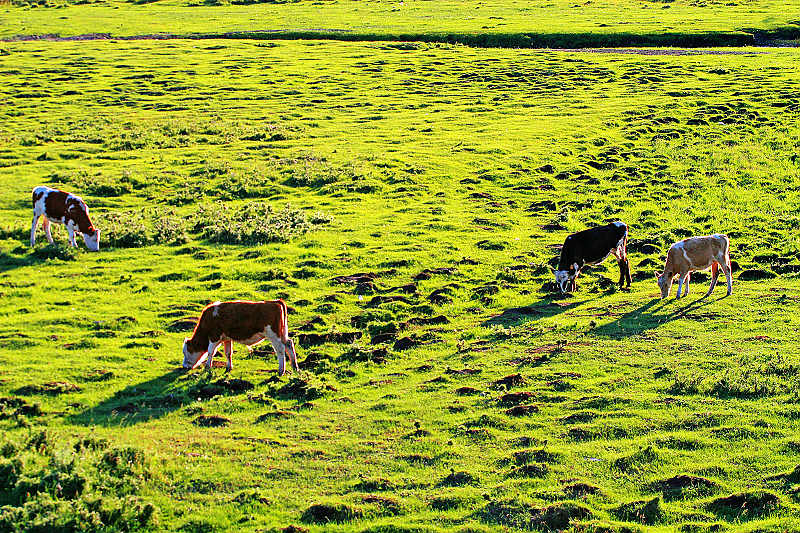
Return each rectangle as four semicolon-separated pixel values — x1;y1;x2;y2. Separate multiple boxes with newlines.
279;299;289;343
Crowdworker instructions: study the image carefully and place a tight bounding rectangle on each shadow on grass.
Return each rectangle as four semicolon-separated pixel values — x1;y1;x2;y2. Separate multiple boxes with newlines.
0;245;79;272
593;295;726;338
70;369;188;427
482;294;594;328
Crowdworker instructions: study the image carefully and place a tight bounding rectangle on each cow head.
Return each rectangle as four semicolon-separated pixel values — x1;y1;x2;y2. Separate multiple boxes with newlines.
554;263;579;293
182;338;207;369
654;271;674;299
82;228;100;252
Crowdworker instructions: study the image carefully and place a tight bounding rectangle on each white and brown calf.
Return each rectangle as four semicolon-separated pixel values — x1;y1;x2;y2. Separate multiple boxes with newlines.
31;186;100;251
182;300;299;375
655;234;732;299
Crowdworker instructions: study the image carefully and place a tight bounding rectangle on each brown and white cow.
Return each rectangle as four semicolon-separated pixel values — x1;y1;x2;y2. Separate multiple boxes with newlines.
655;234;732;299
182;300;299;375
31;186;100;251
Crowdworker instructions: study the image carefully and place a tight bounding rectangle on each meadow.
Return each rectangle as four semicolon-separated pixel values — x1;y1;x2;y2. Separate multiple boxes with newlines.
1;37;800;532
2;0;800;47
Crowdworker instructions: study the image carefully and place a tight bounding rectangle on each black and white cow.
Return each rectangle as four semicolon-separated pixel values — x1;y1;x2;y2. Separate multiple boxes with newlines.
554;221;631;293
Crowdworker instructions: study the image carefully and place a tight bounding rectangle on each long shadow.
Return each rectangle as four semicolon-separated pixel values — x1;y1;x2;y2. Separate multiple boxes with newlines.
70;369;189;427
593;295;725;339
482;294;598;328
0;244;81;273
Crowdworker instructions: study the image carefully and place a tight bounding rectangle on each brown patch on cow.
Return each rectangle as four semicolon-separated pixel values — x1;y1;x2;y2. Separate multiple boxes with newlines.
41;189;96;235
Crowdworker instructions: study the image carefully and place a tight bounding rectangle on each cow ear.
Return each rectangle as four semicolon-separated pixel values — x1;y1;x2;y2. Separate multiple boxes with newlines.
654;271;660;278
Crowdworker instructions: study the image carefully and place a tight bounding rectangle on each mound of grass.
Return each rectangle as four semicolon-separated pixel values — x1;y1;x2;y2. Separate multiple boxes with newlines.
194;202;328;245
0;435;155;532
95;208;188;248
301;503;363;524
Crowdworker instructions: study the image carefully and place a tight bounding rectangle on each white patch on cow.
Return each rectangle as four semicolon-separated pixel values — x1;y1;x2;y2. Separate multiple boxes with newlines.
555;270;571;293
613;221;625;228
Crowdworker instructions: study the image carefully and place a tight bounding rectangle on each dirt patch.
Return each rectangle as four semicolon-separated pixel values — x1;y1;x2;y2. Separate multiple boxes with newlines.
498;391;535;406
438;470;478;487
256;411;292;422
393;336;421;351
297;331;362;346
413;267;457;280
16;382;81;396
707;491;780;518
193;415;230;428
493;373;525;389
649;474;719;498
455;386;481;396
301;503;363;524
275;377;324;401
367;295;413;307
428;288;453;305
612;497;664;524
505;405;539;416
509;463;548;478
445;367;481;376
403;315;450;327
332;270;396;285
563;482;603;497
194;378;255;399
167;318;197;332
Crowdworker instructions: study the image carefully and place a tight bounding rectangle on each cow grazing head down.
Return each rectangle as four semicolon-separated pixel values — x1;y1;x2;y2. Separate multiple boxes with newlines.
82;229;101;252
182;337;207;369
554;263;579;293
181;300;300;375
654;270;674;299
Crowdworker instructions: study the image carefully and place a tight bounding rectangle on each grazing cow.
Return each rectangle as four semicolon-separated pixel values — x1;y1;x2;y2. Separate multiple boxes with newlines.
554;221;631;293
182;300;299;375
655;234;732;299
31;186;100;251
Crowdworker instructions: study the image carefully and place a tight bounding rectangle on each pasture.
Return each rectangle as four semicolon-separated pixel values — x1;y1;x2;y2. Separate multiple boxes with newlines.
1;37;800;532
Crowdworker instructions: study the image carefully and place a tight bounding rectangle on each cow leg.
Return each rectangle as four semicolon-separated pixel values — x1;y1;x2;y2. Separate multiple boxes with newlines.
224;340;233;372
206;341;220;370
616;256;626;288
42;218;54;244
705;262;720;298
722;259;733;296
286;338;300;371
684;273;690;296
676;274;685;299
66;223;76;247
30;215;40;247
266;330;287;376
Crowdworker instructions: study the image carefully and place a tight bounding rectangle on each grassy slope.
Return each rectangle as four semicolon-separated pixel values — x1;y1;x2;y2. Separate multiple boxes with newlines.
1;40;800;531
1;0;800;41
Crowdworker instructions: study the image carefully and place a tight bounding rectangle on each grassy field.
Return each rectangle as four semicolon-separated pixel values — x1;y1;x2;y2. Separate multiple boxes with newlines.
2;39;800;532
2;0;800;45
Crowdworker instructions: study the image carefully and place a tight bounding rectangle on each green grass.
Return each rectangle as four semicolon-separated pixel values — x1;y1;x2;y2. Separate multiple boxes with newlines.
1;0;800;46
1;40;800;531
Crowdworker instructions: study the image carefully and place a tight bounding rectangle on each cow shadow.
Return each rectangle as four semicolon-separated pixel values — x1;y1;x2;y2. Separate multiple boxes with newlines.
482;293;597;328
70;369;189;427
592;294;724;338
0;244;82;273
